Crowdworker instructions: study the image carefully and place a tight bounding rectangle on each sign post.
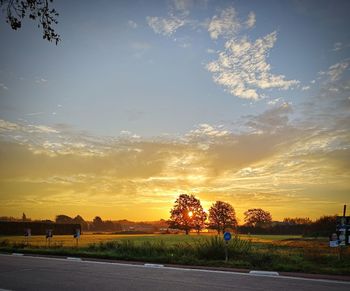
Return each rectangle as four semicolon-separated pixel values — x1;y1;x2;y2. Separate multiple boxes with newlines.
73;228;80;247
331;204;349;260
24;228;31;245
46;229;53;247
223;231;231;262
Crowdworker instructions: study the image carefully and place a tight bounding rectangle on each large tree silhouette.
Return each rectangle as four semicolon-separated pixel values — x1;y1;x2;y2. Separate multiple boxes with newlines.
0;0;60;44
208;201;237;234
168;194;206;235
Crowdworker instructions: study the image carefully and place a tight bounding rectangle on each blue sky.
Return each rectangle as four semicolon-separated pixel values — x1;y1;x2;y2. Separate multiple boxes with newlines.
1;0;348;137
0;0;349;220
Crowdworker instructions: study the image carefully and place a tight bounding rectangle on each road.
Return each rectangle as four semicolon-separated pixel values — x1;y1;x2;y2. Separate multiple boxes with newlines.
0;254;349;291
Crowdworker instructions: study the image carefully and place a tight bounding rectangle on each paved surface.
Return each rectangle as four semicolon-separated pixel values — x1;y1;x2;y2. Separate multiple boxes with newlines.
0;254;349;291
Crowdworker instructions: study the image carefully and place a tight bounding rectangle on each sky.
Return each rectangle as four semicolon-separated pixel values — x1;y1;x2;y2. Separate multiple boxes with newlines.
0;0;349;222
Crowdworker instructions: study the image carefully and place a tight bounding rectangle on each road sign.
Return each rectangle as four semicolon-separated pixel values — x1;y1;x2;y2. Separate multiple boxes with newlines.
336;216;350;246
223;232;231;241
24;228;31;237
46;229;53;238
74;229;80;239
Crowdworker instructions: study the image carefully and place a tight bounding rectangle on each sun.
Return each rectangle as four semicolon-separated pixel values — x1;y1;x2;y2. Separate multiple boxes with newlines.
188;211;193;218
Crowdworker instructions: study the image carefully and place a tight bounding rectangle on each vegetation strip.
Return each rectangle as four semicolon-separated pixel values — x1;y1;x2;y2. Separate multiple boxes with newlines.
1;234;349;276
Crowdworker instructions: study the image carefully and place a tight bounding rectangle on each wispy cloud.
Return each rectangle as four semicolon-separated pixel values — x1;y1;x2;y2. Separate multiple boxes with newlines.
35;78;48;84
245;11;256;29
332;42;350;52
128;20;138;29
207;32;299;100
326;59;349;81
0;83;8;90
208;7;241;39
147;15;187;36
0;119;20;131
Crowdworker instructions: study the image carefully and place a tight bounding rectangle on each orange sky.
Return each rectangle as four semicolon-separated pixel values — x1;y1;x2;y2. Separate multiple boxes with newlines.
0;115;348;222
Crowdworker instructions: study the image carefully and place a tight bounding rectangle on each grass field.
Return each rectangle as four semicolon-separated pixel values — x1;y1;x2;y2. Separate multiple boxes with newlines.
0;233;302;247
0;233;349;275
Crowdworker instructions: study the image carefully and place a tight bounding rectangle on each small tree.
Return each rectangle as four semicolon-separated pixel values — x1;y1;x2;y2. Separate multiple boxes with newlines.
92;216;103;230
244;208;272;227
283;217;312;225
208;201;237;234
168;194;206;235
73;215;88;231
55;214;73;224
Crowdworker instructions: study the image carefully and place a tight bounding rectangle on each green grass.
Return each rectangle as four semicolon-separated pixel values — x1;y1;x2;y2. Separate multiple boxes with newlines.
0;234;348;275
0;233;301;247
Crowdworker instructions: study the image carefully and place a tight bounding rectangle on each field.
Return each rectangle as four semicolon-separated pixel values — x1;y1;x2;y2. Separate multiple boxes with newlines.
0;233;302;247
0;233;349;275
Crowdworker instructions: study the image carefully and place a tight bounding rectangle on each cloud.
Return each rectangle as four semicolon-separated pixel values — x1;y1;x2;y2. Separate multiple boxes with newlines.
130;42;151;50
245;11;256;28
332;42;350;52
187;123;230;139
1;87;349;220
206;48;215;54
128;20;138;29
0;119;20;132
208;7;241;39
172;0;190;12
147;15;186;36
207;32;299;99
35;78;48;84
0;83;8;90
326;59;349;81
28;125;59;134
302;85;310;91
244;102;293;133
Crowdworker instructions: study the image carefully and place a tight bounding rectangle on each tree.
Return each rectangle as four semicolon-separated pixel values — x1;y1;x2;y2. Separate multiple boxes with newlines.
283;217;312;225
192;207;207;234
307;215;337;237
22;212;27;221
55;214;73;224
168;194;206;235
73;215;88;231
92;216;103;230
0;0;60;44
208;201;237;234
244;208;272;227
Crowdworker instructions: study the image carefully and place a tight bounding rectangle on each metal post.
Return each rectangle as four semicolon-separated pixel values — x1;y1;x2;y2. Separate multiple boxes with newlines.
225;241;228;262
339;204;347;260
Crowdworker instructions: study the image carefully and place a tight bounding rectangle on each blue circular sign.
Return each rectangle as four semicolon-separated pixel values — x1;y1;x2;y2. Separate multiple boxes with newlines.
223;231;231;241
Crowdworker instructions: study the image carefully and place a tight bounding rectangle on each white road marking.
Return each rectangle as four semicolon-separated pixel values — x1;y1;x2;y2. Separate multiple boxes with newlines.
66;257;82;261
144;263;164;268
1;253;349;285
249;270;279;276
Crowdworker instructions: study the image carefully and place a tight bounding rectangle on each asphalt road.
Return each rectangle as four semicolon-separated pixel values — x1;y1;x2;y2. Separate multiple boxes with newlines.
0;254;349;291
